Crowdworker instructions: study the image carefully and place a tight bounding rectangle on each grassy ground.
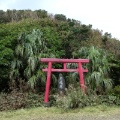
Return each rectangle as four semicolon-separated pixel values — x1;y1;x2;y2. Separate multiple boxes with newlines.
0;105;120;120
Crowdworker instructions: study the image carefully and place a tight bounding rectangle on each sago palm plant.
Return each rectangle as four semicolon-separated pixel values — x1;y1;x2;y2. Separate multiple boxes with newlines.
10;29;55;89
71;46;112;93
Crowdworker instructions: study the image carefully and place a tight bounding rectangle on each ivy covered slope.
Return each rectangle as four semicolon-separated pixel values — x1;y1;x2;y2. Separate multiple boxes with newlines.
0;9;120;92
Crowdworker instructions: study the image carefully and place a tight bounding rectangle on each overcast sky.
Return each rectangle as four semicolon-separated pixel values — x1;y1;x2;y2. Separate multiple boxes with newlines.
0;0;120;40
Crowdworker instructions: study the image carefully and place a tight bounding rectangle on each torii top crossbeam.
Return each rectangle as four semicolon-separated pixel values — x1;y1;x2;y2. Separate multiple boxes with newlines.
41;58;89;63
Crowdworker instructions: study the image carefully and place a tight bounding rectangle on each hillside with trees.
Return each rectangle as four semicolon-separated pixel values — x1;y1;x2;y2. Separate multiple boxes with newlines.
0;9;120;110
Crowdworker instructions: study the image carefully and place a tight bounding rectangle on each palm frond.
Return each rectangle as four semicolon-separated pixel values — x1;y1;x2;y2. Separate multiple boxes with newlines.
11;59;17;70
28;55;37;72
24;67;31;79
15;44;24;56
28;75;37;88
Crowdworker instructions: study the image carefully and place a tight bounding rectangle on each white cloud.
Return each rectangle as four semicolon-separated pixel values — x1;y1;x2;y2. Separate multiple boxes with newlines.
41;0;120;39
0;0;17;11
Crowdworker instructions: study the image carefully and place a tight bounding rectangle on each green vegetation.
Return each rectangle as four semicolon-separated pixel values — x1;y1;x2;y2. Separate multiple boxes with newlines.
72;46;112;92
0;105;120;120
10;29;49;88
0;9;120;111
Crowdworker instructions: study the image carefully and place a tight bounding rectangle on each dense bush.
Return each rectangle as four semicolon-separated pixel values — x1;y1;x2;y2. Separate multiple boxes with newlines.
55;85;98;110
0;90;43;111
0;84;119;111
113;85;120;95
99;94;120;106
54;84;120;110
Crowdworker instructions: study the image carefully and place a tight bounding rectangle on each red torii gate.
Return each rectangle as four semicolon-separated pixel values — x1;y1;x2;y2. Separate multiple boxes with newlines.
40;58;89;104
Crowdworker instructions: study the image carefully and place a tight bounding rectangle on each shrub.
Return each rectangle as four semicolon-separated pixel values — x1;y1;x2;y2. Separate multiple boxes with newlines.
55;84;101;110
0;90;26;111
113;85;120;95
26;92;44;108
99;94;120;106
54;84;120;110
0;89;43;111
